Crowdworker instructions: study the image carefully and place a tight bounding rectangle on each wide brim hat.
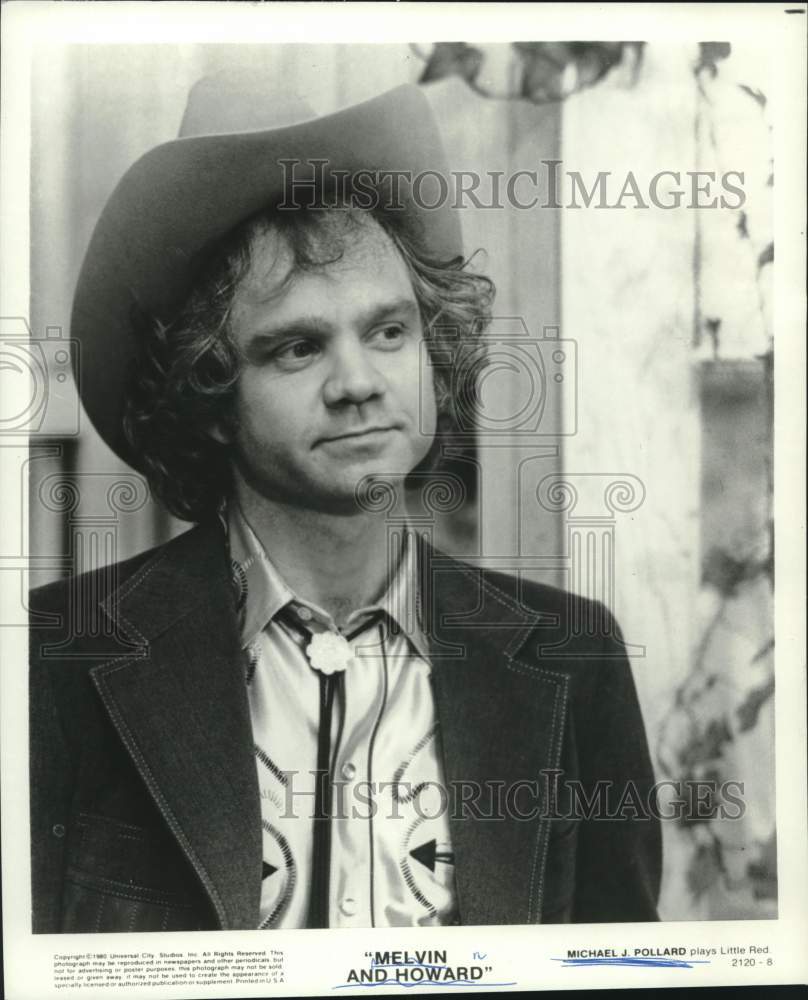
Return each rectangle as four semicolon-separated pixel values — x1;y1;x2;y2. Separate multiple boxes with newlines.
70;72;462;472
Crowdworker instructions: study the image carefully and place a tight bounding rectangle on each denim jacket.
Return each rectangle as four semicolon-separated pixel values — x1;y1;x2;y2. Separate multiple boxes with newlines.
29;520;660;932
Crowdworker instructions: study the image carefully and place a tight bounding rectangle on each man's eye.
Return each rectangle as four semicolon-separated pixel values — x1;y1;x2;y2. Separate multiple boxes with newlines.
272;340;319;365
372;325;406;348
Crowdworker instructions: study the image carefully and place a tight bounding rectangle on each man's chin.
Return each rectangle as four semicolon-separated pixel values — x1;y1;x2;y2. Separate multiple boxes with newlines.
302;469;409;517
237;458;416;516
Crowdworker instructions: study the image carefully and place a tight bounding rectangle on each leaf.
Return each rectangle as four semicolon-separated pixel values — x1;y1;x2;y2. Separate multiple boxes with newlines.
678;716;734;771
746;832;777;900
757;242;774;269
704;317;721;354
696;42;732;78
418;43;484;87
567;42;625;90
687;840;723;897
751;637;774;664
736;675;774;733
701;546;746;596
703;717;734;760
512;43;567;102
737;83;767;108
512;42;629;103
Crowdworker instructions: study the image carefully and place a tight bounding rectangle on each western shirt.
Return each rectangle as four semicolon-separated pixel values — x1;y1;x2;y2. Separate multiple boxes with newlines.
226;505;458;928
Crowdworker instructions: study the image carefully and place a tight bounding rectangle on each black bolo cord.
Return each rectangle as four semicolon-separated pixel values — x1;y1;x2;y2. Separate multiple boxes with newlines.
306;671;338;929
302;613;383;929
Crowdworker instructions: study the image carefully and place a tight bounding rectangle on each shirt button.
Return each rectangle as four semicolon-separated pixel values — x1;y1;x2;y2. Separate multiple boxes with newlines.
339;897;358;917
52;824;65;838
341;761;357;780
296;606;313;622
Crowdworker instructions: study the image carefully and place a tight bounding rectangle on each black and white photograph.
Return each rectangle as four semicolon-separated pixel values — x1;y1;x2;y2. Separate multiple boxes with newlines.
2;3;806;997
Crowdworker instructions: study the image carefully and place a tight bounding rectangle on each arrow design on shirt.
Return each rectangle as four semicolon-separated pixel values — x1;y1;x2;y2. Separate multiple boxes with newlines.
409;839;455;873
258;820;296;929
392;727;438;804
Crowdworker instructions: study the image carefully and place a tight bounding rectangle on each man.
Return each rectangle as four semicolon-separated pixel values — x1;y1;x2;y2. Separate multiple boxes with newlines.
29;73;661;932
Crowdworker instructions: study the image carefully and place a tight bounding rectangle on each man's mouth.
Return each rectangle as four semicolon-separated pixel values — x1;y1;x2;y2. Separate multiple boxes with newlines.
318;426;398;445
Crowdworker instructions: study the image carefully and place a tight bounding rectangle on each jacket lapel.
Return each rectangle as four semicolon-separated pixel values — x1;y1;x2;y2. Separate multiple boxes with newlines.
90;521;262;930
422;540;568;925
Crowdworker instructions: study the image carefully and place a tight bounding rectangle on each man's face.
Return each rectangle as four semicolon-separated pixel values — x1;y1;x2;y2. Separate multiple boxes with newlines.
220;214;438;513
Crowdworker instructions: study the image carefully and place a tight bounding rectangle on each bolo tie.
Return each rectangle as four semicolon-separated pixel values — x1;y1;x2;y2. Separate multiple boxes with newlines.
276;604;385;929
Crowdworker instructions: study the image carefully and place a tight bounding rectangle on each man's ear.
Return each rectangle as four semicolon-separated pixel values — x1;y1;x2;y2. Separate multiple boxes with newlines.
207;399;239;445
207;422;232;446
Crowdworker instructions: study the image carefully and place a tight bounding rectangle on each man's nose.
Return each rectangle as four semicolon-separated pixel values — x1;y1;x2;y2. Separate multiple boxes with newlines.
322;338;386;408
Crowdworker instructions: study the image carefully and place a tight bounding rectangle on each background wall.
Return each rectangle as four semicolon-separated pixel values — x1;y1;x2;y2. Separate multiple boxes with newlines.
559;42;774;920
26;41;774;921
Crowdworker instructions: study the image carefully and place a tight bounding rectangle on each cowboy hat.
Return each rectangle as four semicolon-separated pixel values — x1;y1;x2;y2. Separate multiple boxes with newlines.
70;71;462;471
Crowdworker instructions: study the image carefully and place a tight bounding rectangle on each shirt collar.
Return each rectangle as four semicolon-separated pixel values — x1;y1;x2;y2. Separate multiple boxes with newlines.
226;503;296;646
225;502;429;659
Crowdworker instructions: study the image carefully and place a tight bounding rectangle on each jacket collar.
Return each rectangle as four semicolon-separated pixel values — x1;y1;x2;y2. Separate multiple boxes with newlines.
91;522;567;928
92;519;262;930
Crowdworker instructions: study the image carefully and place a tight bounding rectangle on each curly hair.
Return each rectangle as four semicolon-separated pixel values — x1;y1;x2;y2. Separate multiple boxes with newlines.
123;205;495;522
